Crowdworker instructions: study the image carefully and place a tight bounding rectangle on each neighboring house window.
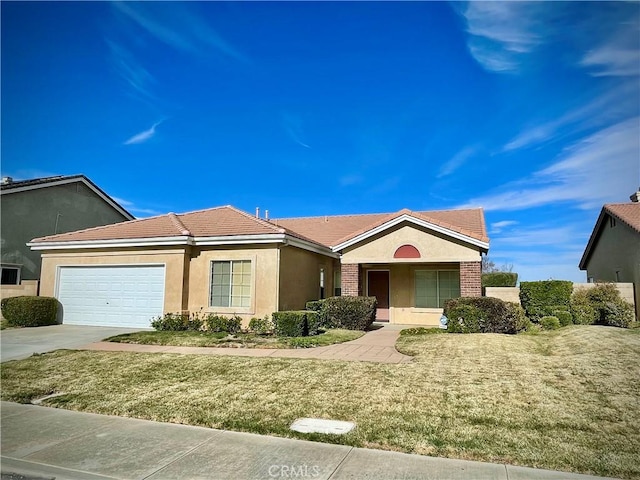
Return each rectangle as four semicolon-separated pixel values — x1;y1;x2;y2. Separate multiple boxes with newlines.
319;268;325;300
615;270;621;282
210;260;251;308
415;270;460;308
0;265;20;285
587;276;594;283
334;270;342;296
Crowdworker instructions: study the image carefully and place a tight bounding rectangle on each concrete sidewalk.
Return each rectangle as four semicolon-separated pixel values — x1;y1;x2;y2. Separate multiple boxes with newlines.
1;402;618;480
81;324;413;364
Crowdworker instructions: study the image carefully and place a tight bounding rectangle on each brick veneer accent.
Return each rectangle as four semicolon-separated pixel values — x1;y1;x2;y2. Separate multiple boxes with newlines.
460;261;481;297
341;263;360;296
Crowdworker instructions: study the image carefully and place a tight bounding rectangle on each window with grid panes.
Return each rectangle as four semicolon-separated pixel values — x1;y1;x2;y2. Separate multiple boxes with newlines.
210;260;251;308
415;270;460;308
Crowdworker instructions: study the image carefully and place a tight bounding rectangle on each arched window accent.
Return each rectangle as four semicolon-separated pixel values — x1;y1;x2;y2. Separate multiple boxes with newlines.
394;244;421;259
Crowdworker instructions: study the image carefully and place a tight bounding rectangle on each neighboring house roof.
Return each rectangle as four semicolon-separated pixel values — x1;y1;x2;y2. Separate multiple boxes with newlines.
579;202;640;270
28;205;488;254
0;174;134;220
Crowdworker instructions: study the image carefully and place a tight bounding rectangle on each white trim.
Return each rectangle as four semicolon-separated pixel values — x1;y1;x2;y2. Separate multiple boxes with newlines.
1;176;134;220
0;264;22;285
28;232;339;258
28;236;192;250
332;214;489;252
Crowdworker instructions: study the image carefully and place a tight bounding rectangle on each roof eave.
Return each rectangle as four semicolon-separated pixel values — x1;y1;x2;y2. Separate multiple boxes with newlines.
331;214;489;252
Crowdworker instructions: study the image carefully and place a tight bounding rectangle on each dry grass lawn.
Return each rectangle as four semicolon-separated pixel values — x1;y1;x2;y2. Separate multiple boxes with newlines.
2;325;639;479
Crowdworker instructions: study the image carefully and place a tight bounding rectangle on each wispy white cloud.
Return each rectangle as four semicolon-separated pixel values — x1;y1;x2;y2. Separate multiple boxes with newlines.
437;146;478;178
457;2;545;73
581;16;640;77
282;112;311;149
123;119;165;145
112;2;248;63
339;174;363;187
490;220;518;234
111;196;162;217
106;39;159;106
457;117;640;211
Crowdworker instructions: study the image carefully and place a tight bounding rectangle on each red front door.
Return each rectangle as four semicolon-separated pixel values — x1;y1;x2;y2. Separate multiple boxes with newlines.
367;270;389;321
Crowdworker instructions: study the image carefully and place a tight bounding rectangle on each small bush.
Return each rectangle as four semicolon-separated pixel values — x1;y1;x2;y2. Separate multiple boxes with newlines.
272;311;319;337
151;312;203;331
571;284;634;328
444;297;527;334
322;296;377;331
540;316;560;330
554;310;574;327
204;314;242;334
519;281;573;322
482;272;518;287
445;303;483;333
248;315;273;335
1;296;58;327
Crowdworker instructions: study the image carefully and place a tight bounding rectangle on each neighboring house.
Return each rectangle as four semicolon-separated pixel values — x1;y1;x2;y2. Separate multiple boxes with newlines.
1;175;133;295
28;205;488;328
579;190;640;319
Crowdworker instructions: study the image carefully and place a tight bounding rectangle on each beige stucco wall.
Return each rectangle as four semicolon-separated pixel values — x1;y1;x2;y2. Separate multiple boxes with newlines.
39;248;189;314
361;263;459;326
278;246;335;311
584;220;640;319
187;245;279;322
341;223;482;264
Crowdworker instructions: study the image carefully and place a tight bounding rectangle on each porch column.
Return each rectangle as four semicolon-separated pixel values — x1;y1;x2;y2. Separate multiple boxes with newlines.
460;261;481;297
341;263;360;296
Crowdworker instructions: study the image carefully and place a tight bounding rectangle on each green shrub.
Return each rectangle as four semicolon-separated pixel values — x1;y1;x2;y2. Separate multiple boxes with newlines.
445;303;483;333
554;310;574;327
519;281;573;321
322;296;377;331
272;311;319;337
481;272;518;287
204;314;242;333
1;296;58;327
305;299;332;328
571;284;634;328
151;312;203;331
540;316;560;330
444;297;527;334
248;315;273;335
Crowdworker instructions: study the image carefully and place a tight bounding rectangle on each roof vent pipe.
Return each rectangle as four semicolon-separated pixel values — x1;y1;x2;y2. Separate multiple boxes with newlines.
631;189;640;203
256;207;260;218
265;210;269;221
1;176;13;185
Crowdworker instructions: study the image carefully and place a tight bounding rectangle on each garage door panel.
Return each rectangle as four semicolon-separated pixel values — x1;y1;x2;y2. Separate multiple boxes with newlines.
57;265;165;328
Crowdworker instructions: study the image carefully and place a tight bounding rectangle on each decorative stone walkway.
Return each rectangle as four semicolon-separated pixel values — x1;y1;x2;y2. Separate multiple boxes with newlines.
81;324;413;364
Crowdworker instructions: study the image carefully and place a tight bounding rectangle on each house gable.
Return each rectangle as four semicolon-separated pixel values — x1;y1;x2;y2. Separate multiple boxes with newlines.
339;221;483;264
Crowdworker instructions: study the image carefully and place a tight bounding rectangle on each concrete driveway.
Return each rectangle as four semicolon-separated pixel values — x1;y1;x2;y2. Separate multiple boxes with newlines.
1;325;147;362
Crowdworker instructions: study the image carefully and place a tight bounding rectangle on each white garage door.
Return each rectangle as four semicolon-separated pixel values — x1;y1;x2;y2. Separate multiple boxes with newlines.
57;265;165;328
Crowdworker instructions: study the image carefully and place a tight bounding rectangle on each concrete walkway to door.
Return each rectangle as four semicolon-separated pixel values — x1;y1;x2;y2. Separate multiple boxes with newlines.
82;323;414;364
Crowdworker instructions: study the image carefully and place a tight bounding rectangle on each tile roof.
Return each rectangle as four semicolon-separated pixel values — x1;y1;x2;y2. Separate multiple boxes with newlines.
274;208;488;247
605;203;640;234
0;175;84;191
31;205;488;248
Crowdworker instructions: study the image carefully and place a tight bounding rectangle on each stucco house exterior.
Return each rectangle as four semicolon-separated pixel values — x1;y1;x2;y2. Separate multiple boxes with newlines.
579;190;640;319
1;175;133;298
28;205;488;328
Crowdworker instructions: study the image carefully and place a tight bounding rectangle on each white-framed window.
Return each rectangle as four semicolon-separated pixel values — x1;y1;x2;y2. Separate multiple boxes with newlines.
210;260;252;308
319;268;325;299
0;265;21;285
415;270;460;308
334;270;342;296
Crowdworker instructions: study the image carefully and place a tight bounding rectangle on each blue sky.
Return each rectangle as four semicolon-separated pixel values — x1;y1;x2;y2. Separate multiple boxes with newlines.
2;1;639;282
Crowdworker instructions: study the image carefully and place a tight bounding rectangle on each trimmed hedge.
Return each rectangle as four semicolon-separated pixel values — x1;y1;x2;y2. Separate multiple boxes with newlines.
519;281;573;321
1;296;58;327
204;314;242;334
482;272;518;287
554;310;574;327
272;310;319;337
248;315;273;334
444;297;527;334
321;296;377;331
540;316;560;330
305;299;332;328
151;312;194;331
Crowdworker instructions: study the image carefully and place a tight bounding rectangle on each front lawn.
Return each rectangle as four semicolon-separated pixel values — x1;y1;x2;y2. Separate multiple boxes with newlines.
106;328;364;348
2;325;639;479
